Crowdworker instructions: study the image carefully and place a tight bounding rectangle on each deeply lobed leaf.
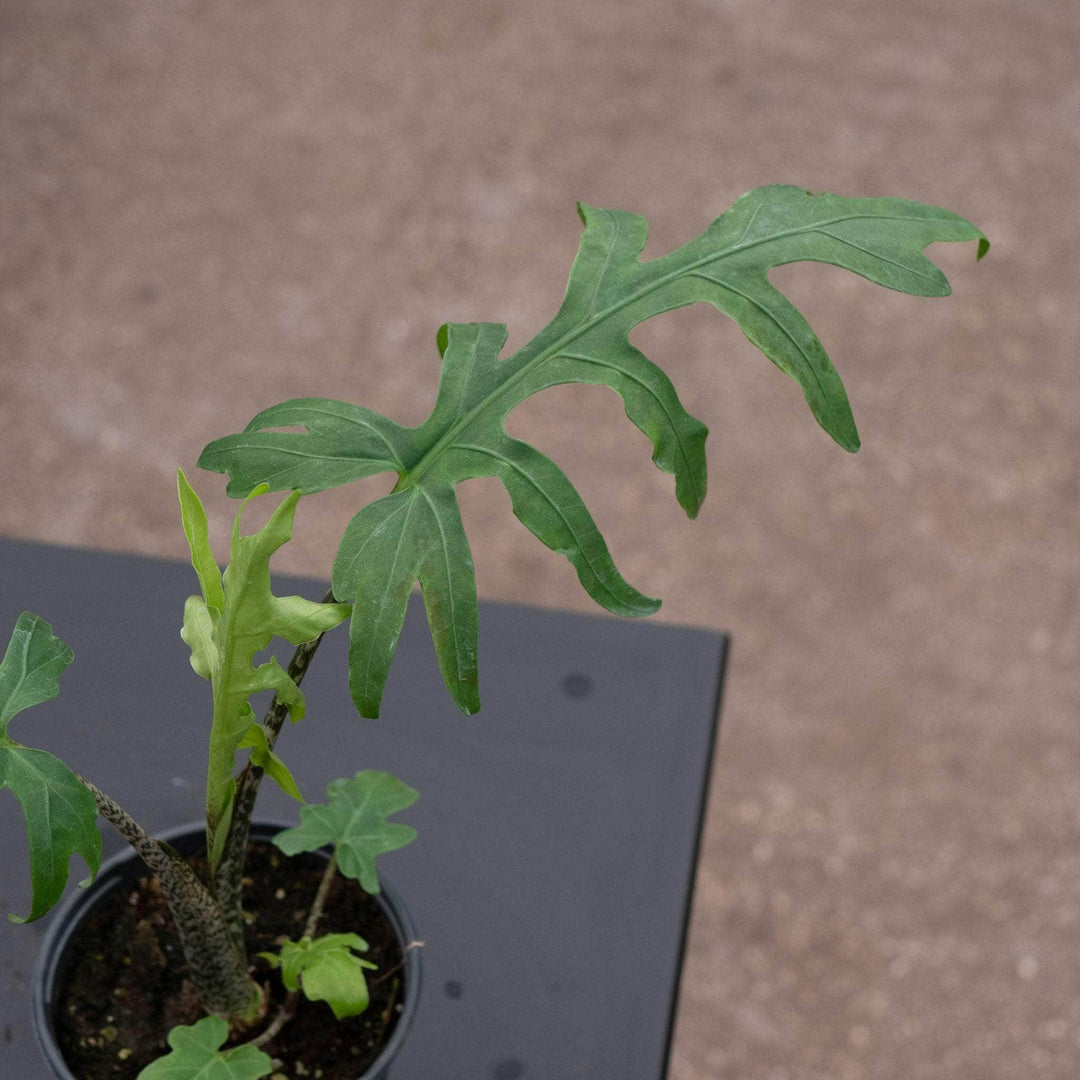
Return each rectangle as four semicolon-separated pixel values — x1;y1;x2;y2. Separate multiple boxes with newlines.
200;186;986;718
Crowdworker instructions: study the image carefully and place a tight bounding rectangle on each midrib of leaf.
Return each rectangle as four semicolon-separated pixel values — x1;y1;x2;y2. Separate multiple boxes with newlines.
357;493;419;702
815;226;939;282
272;404;408;472
686;272;832;405
1;629;37;730
207;577;269;815
559;349;705;508
454;441;640;611
222;408;407;485
417;486;468;685
395;211;925;490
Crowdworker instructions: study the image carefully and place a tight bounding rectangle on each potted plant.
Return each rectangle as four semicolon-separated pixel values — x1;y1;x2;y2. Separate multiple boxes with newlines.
0;185;987;1078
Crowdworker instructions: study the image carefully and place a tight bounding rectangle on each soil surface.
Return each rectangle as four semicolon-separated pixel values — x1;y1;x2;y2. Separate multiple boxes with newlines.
54;842;408;1079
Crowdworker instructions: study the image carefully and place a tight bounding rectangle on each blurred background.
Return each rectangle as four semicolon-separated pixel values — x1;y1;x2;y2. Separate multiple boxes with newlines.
1;2;1077;1077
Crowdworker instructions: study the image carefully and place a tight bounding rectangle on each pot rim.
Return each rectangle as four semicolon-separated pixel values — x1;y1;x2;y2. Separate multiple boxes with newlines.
32;819;422;1080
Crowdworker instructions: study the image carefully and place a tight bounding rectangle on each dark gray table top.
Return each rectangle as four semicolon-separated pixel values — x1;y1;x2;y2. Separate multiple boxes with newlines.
0;538;726;1079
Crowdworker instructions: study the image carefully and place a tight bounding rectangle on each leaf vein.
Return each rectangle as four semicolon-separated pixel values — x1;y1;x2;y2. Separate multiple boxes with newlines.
455;443;628;608
416;488;466;685
558;350;703;505
687;271;831;403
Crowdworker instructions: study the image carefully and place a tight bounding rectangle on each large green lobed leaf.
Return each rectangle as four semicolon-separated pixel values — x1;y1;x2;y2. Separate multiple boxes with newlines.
0;613;101;922
200;185;987;718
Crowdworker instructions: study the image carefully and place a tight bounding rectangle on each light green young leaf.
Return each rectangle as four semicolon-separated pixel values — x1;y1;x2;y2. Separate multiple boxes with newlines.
259;932;377;1020
273;770;418;894
200;186;987;717
238;721;303;801
180;596;219;680
178;468;225;613
0;613;101;922
136;1015;272;1080
175;476;350;859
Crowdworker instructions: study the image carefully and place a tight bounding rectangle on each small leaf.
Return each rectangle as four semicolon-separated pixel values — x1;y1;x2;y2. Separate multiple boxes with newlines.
0;612;74;736
136;1015;272;1080
273;770;418;894
238;722;303;801
0;745;102;922
260;933;377;1020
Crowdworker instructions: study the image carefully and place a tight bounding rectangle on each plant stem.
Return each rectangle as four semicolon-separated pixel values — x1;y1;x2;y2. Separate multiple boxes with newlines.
250;852;338;1049
80;777;263;1023
213;588;336;955
303;851;338;938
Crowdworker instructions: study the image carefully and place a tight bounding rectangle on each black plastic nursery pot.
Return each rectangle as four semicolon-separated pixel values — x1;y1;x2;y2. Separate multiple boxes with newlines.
32;822;422;1080
2;539;727;1079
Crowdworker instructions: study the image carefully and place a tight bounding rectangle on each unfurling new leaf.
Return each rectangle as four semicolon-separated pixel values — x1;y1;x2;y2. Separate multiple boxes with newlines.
200;185;987;718
0;613;102;922
259;932;378;1019
273;770;419;894
176;471;351;860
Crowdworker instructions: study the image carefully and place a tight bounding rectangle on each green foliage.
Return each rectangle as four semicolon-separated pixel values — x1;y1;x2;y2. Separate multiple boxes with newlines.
237;722;302;801
0;611;75;731
177;471;351;861
136;1016;272;1080
259;932;377;1020
200;186;987;719
0;613;101;922
273;770;419;894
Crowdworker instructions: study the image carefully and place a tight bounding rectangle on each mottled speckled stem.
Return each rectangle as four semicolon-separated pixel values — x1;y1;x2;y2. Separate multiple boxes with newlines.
213;588;336;955
81;777;263;1022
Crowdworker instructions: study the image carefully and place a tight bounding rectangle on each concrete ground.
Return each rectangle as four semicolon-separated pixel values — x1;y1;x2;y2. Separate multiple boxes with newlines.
1;2;1077;1077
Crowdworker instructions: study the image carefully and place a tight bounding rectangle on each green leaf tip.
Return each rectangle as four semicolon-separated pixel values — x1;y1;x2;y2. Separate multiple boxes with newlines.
202;186;985;716
177;468;225;612
135;1015;273;1080
273;770;419;894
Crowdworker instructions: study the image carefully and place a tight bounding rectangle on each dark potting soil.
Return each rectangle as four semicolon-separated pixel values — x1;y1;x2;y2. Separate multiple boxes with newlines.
54;841;409;1079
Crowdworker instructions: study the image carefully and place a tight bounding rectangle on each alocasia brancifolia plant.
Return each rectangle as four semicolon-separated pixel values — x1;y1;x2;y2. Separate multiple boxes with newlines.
0;186;987;1077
